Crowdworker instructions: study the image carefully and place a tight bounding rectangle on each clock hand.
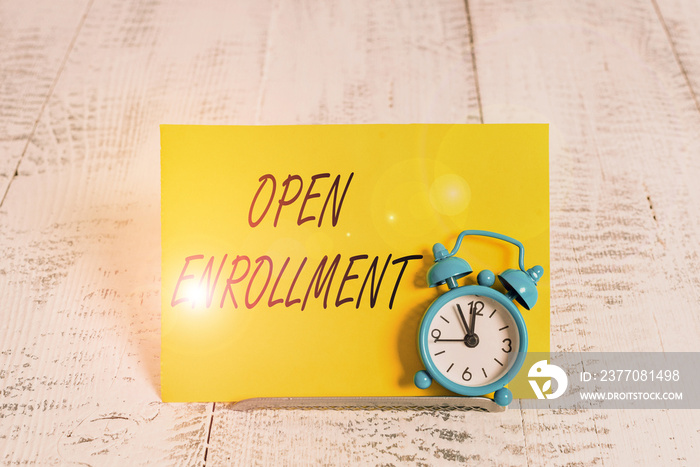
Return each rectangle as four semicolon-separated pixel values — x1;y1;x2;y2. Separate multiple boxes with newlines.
434;338;466;342
456;304;471;336
469;302;477;337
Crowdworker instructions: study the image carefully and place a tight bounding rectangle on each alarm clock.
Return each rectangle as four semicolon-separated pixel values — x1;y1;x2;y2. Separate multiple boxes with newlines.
413;229;544;407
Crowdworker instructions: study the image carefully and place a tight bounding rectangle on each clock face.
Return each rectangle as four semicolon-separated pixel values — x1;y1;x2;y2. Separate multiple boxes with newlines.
425;294;520;388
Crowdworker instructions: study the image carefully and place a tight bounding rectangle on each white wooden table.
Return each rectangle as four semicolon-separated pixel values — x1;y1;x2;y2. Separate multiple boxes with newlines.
2;0;700;464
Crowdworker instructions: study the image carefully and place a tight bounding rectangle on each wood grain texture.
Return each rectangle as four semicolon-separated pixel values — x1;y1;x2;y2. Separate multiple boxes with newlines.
1;0;700;465
0;0;91;200
250;0;480;125
209;406;528;465
654;0;700;114
471;0;700;464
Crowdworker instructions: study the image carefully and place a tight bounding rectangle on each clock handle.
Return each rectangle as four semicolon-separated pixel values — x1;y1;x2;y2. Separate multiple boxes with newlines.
447;230;527;272
443;229;544;309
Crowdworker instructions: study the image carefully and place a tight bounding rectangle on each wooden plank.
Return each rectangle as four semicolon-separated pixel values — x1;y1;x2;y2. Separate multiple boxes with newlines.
210;405;528;465
0;0;91;199
0;0;279;464
653;0;700;114
470;0;700;464
250;0;481;125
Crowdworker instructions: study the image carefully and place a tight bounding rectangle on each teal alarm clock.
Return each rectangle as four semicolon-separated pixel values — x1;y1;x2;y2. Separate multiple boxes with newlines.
414;230;544;407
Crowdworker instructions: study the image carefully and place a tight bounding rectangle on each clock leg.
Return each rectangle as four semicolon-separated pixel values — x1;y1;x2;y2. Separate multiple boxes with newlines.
493;387;513;406
414;370;432;389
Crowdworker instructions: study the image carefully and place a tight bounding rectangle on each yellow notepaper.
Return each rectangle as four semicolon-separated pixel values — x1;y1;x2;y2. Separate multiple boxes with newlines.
161;124;549;402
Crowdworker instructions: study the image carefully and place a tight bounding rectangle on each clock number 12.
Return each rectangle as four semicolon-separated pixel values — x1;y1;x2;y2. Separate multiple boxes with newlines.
467;300;484;316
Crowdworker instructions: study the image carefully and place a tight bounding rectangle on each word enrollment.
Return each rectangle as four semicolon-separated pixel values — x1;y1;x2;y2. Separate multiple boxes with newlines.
170;173;423;311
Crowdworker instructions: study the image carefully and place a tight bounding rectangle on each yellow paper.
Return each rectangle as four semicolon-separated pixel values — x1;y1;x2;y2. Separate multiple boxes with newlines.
161;124;549;402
